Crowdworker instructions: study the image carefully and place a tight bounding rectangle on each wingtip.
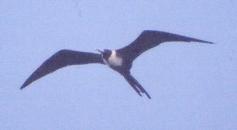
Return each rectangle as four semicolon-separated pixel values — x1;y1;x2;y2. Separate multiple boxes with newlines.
20;85;25;90
205;41;215;44
20;83;28;90
195;40;214;44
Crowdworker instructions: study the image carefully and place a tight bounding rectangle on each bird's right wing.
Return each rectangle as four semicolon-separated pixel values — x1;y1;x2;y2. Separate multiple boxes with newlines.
21;49;103;89
117;30;213;61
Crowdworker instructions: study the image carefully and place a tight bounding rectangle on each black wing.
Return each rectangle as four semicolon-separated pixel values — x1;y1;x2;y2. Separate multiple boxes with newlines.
117;30;213;61
20;49;103;89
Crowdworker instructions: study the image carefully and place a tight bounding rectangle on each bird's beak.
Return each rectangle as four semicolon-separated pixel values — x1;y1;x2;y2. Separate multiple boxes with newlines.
96;49;103;54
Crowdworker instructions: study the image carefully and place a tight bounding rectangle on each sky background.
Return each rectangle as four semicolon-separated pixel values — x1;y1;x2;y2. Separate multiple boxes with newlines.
0;0;237;130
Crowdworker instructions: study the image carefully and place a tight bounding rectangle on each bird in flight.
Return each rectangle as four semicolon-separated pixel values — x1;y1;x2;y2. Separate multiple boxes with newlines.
20;30;213;99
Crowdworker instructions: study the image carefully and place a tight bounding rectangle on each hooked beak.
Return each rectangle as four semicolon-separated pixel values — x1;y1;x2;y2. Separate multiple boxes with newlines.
96;49;103;54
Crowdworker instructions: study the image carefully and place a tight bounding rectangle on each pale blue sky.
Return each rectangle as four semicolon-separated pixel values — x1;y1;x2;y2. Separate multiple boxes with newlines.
0;0;237;130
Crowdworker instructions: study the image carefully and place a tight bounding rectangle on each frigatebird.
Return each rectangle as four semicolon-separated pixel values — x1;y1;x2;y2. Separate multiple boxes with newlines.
20;30;213;99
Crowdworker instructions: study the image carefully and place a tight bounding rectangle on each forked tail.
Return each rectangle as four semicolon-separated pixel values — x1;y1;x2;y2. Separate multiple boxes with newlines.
123;73;151;99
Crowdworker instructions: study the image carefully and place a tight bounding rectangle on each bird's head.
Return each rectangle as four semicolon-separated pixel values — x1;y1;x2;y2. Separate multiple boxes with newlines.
96;49;112;59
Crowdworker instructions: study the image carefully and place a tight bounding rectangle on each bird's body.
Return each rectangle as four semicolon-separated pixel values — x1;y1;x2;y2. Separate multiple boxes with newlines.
21;30;213;99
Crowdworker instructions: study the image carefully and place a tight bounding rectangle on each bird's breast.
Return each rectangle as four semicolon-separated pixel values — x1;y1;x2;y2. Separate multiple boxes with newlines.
107;50;123;66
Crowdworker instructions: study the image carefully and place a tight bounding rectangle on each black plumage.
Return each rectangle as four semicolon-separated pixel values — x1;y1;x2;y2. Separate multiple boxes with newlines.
21;50;103;89
117;30;213;61
21;30;213;99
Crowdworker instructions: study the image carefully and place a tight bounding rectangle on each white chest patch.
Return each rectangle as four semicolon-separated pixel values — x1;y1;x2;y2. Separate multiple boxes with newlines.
107;50;123;66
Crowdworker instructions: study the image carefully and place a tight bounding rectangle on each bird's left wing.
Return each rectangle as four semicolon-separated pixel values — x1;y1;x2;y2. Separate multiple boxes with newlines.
117;30;213;61
20;49;103;89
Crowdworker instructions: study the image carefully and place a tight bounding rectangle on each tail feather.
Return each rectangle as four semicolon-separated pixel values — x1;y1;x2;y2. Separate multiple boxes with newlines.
123;73;151;99
125;78;142;97
129;76;151;99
